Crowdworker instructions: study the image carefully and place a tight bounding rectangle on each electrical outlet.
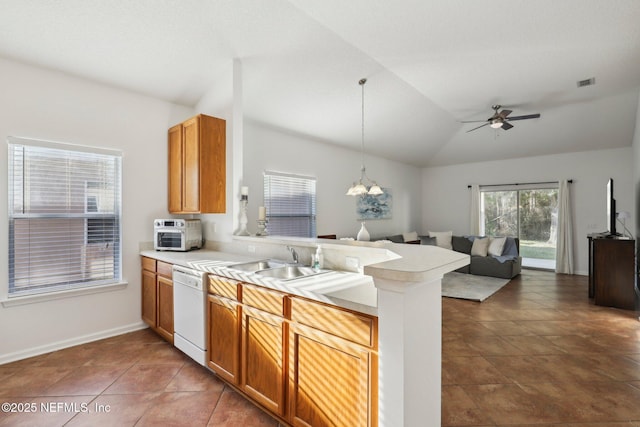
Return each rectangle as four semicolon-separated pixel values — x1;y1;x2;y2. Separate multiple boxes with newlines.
248;245;256;253
207;221;216;235
345;256;359;269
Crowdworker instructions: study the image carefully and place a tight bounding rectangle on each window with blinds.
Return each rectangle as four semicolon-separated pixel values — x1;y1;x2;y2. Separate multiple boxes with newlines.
263;171;316;238
8;137;122;297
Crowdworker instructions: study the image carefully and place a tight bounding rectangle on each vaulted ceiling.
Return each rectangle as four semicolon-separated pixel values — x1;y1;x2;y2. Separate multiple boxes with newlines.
1;0;639;166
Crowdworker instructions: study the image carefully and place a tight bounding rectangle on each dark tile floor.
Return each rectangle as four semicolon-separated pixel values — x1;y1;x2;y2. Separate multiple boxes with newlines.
1;269;639;426
442;269;640;426
0;328;279;426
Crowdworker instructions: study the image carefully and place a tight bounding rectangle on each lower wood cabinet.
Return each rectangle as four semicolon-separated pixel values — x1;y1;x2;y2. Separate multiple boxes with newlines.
289;323;376;427
207;293;241;385
206;274;378;426
241;305;287;417
141;256;174;343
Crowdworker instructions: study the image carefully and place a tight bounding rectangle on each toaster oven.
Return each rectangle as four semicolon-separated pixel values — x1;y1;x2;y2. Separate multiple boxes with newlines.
154;219;203;251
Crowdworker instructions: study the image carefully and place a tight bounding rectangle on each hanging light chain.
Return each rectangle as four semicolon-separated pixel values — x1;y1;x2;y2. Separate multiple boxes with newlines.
346;77;383;196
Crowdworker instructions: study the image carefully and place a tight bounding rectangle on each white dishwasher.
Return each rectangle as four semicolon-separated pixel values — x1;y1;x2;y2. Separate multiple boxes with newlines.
172;265;207;366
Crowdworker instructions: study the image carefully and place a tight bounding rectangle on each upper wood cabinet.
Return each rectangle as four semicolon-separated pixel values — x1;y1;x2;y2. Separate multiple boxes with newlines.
168;114;226;214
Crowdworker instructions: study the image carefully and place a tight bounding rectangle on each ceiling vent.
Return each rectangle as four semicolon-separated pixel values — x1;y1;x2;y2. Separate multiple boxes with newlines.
577;77;596;88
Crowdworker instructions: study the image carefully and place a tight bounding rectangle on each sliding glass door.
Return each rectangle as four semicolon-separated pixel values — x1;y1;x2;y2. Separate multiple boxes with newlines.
481;186;558;269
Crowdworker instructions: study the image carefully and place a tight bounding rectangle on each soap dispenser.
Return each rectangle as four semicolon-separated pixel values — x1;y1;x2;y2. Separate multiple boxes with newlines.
314;244;324;270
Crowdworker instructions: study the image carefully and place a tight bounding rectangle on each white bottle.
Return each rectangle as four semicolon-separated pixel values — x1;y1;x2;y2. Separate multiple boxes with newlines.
314;244;324;270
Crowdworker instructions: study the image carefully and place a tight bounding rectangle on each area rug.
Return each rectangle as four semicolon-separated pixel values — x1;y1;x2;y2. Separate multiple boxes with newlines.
441;272;510;302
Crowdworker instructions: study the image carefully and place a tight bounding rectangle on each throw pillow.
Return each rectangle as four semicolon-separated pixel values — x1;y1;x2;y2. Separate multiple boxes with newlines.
471;237;490;256
428;231;453;250
386;234;404;243
488;237;507;257
402;231;419;242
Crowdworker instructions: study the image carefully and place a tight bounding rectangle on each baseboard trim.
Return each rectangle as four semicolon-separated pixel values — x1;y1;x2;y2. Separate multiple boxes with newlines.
0;322;148;365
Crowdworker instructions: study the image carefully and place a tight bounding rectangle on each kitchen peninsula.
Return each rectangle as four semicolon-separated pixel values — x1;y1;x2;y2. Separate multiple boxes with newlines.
141;236;469;427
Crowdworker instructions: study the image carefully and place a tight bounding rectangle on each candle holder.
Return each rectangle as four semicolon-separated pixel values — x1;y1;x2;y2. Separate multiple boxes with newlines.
256;219;269;236
235;195;251;236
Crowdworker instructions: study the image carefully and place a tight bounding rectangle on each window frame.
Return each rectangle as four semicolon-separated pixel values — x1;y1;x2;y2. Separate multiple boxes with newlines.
7;136;123;299
263;170;317;238
480;182;558;269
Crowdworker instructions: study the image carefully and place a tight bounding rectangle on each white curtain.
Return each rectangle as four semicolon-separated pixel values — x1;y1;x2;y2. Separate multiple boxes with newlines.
556;180;574;274
470;184;481;235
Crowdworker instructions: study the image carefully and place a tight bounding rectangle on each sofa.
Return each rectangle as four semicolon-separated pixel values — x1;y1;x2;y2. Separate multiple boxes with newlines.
385;232;522;279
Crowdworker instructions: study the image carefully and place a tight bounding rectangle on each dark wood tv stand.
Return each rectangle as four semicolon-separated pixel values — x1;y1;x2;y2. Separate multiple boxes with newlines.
587;234;637;310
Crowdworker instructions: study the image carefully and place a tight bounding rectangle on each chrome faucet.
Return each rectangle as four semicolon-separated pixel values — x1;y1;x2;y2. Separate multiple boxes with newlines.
286;246;299;264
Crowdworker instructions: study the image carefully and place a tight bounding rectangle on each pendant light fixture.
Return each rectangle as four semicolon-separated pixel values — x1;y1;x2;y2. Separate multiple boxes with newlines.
346;78;384;196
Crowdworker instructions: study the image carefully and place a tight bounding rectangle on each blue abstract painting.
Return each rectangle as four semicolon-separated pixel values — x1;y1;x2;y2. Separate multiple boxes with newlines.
357;189;392;220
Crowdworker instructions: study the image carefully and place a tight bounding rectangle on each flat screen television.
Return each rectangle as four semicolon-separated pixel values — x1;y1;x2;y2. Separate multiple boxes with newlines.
606;178;619;236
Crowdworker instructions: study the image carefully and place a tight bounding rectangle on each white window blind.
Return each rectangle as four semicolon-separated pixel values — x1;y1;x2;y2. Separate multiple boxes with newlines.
8;137;122;297
263;171;316;238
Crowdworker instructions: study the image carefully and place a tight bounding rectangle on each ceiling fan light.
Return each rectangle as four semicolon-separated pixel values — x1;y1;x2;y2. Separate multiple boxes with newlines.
490;119;503;129
368;184;383;195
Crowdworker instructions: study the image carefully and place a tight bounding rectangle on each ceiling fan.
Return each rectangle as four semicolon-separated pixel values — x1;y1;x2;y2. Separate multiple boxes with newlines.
463;105;541;133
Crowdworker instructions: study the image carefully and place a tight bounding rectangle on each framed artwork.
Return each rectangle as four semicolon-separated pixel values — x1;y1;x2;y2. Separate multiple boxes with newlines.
357;188;392;220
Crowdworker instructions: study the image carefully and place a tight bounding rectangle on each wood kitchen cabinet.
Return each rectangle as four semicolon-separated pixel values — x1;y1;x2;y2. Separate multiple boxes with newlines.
141;256;174;343
206;274;378;426
207;294;241;385
240;285;288;418
168;114;226;214
289;298;378;427
207;275;242;385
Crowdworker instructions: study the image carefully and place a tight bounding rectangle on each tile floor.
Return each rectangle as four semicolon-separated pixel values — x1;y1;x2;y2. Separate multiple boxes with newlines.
0;269;638;426
0;329;279;426
443;269;640;426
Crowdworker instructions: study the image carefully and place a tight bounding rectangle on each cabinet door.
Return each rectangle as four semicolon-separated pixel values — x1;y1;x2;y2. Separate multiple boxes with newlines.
168;123;184;213
182;116;200;213
241;306;286;417
157;276;174;343
141;270;157;327
289;324;376;427
208;294;241;385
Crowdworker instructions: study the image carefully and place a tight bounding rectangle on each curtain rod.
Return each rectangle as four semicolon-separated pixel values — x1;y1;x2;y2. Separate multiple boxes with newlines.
467;179;573;189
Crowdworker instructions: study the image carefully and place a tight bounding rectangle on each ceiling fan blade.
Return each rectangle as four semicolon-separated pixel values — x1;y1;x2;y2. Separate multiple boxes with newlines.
501;121;514;130
498;109;512;118
466;122;490;133
507;113;541;121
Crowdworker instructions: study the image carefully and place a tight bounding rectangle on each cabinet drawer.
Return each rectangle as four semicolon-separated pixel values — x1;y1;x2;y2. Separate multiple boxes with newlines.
242;284;285;316
291;298;377;348
209;275;240;300
141;256;156;272
157;261;173;278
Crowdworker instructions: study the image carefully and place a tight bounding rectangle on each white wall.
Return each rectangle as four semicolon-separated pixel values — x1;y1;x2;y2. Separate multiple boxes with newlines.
0;58;194;361
194;61;236;242
421;148;635;275
632;90;640;236
242;121;423;240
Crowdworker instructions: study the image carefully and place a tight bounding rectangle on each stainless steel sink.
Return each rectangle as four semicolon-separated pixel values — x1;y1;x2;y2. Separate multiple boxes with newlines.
256;265;329;281
227;259;288;272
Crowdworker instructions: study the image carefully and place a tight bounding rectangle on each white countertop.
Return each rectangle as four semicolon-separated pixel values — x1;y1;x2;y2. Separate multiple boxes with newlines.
140;249;378;316
141;239;470;317
363;244;470;282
